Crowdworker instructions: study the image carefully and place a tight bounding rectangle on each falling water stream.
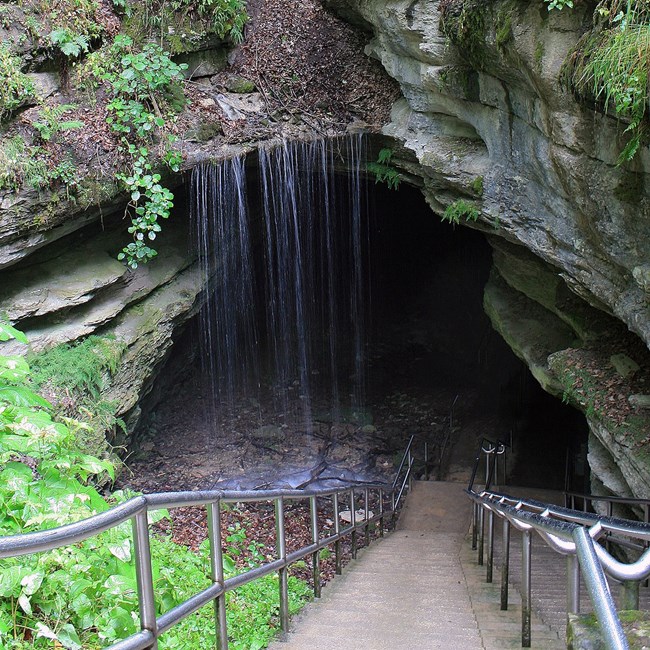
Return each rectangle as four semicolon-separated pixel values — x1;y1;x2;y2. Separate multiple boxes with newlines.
191;136;370;430
124;135;589;492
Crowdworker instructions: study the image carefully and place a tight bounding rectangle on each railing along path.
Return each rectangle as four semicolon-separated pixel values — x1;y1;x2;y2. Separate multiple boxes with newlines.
469;437;650;650
0;435;431;650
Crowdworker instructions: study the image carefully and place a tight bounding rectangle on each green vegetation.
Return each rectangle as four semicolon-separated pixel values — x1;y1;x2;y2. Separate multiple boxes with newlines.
30;335;125;399
0;136;49;192
48;28;91;59
440;0;487;64
123;0;248;52
2;0;247;267
471;175;484;196
29;335;127;459
367;148;401;190
101;35;186;268
564;0;650;163
544;0;573;10
495;11;512;50
0;45;35;122
442;198;480;224
32;104;84;143
0;324;311;648
559;365;601;419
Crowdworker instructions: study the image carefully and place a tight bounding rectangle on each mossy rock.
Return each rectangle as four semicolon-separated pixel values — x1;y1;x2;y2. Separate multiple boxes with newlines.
568;611;650;649
224;75;256;94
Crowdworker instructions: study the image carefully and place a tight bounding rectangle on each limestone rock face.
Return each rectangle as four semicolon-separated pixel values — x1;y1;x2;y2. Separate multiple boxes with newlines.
326;0;650;498
328;0;650;348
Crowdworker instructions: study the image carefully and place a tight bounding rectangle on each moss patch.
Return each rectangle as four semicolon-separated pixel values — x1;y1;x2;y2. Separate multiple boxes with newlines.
568;611;650;649
440;0;488;64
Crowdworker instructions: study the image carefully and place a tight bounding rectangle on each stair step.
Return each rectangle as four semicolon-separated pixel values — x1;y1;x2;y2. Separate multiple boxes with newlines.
268;482;567;650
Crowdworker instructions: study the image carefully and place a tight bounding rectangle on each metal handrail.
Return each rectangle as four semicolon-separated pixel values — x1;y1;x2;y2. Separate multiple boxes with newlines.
0;434;426;650
467;487;650;649
565;490;650;523
468;436;508;493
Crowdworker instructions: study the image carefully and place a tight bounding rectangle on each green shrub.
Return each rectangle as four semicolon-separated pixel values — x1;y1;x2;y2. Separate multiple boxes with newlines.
564;1;650;163
0;45;36;122
102;35;187;268
30;335;125;398
0;324;311;649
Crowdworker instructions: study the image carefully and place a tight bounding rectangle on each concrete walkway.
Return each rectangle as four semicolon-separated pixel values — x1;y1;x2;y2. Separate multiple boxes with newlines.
269;481;564;649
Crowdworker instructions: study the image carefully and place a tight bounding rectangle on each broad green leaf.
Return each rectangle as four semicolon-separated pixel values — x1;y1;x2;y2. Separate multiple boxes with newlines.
0;355;30;381
17;593;32;615
58;623;82;650
0;323;28;343
0;566;28;597
20;571;44;595
0;385;51;408
35;621;58;641
108;538;131;562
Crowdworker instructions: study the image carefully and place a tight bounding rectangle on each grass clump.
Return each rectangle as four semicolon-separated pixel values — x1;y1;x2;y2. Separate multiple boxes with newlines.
29;335;127;457
565;0;650;163
30;335;125;398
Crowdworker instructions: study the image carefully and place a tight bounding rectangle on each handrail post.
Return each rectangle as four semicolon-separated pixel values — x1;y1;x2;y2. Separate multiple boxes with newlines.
310;495;321;598
408;448;413;493
391;490;396;530
275;497;289;633
132;510;159;650
522;529;532;648
351;489;357;559
364;488;370;547
486;509;494;583
472;502;478;550
378;488;384;538
573;526;628;650
477;506;485;566
567;554;580;615
424;441;429;481
333;492;342;574
500;518;510;610
208;500;228;650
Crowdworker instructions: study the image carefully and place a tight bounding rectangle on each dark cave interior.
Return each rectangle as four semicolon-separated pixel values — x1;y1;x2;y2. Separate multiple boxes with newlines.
140;158;588;491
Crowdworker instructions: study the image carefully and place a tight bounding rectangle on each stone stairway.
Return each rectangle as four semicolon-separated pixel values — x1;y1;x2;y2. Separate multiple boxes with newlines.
268;481;564;649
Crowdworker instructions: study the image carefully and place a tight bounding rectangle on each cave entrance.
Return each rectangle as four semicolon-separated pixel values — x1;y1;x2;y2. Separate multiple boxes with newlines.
132;138;587;492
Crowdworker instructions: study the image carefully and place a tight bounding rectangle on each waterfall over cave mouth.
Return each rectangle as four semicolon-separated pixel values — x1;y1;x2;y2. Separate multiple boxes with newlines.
191;136;371;430
130;135;587;491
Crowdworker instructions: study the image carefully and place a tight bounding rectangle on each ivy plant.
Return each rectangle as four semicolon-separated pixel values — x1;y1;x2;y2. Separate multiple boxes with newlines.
102;35;187;268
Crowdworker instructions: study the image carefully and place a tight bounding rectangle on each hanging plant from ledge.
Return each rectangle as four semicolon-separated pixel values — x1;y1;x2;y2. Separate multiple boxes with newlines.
102;35;186;269
563;0;650;163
